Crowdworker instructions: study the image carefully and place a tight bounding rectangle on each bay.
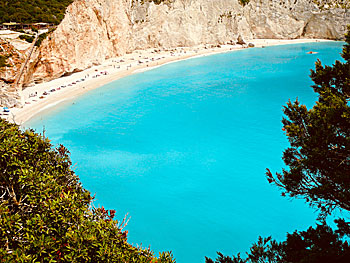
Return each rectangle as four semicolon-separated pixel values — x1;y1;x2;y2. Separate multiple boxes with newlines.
28;42;344;262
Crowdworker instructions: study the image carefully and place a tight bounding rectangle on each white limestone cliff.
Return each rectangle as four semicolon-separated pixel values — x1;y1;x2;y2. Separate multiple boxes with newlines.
29;0;349;84
1;0;349;106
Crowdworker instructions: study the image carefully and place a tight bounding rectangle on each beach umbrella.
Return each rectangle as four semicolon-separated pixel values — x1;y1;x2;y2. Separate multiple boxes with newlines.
3;107;10;112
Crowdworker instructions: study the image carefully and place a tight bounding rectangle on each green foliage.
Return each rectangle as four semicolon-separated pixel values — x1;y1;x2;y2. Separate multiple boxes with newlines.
0;54;10;68
0;118;175;262
238;0;250;6
206;223;350;263
0;0;74;25
266;27;350;218
31;26;39;33
206;28;350;263
312;0;350;9
151;0;168;4
35;29;54;47
139;0;174;5
19;34;35;43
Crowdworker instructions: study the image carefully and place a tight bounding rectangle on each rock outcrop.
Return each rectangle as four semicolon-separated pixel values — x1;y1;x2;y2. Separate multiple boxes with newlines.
28;0;350;84
0;38;28;107
246;0;349;39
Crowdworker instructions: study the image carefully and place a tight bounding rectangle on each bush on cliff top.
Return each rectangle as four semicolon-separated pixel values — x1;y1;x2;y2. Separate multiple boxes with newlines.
19;34;35;43
0;0;74;24
0;118;175;262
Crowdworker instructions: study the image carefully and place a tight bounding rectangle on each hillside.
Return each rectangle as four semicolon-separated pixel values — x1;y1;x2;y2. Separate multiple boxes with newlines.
0;118;175;262
0;0;74;24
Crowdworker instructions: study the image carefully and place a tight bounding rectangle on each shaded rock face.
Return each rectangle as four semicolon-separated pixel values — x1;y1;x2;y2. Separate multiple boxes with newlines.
247;0;349;39
0;39;26;107
31;0;131;82
26;0;350;84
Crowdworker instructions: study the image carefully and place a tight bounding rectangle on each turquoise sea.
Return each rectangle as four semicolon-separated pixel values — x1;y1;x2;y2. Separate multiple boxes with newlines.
28;42;344;262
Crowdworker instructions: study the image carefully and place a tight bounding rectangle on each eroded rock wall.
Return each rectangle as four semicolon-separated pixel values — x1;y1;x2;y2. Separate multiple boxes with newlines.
246;0;348;39
20;0;350;85
0;38;28;107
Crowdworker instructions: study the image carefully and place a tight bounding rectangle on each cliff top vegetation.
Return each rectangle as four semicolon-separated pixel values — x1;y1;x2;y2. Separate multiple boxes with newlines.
0;118;175;262
313;0;350;9
0;0;74;25
0;55;10;68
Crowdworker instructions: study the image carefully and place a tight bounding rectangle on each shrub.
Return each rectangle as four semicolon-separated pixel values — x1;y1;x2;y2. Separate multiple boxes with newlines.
238;0;250;6
0;54;10;68
0;119;175;262
0;0;74;25
19;34;35;43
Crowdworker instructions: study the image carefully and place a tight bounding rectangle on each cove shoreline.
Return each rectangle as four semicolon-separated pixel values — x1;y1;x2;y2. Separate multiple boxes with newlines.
4;38;333;125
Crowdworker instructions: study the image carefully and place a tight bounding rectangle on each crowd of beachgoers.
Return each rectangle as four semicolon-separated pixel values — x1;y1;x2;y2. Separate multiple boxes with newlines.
0;39;328;124
26;70;108;101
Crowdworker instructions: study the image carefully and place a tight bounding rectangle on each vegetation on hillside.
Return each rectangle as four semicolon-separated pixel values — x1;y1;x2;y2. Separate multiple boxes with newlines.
206;29;350;263
0;54;10;68
0;118;175;262
138;0;174;5
35;28;56;47
313;0;350;9
238;0;250;6
0;0;74;24
19;34;35;43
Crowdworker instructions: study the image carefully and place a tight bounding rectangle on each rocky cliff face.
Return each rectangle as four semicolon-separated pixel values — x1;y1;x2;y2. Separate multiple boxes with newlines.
246;0;349;39
0;38;28;107
8;0;350;93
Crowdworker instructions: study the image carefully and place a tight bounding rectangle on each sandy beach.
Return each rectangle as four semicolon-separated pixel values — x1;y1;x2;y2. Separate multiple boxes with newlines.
2;38;331;125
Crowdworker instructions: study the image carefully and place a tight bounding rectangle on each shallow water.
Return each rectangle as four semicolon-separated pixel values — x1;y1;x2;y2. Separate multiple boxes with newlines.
28;42;344;262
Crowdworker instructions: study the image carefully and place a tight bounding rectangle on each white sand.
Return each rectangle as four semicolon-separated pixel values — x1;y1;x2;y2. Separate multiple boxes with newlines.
2;38;332;125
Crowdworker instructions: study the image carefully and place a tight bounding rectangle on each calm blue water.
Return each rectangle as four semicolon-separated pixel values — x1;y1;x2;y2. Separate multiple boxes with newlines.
27;42;344;262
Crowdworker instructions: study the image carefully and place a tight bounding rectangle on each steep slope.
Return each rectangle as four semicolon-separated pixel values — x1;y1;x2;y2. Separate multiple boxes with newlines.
247;0;348;39
27;0;349;84
0;36;31;107
0;0;348;107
